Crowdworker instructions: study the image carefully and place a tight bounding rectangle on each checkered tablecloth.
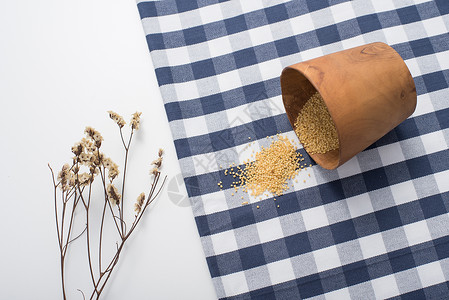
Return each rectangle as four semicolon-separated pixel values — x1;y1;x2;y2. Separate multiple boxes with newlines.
137;0;449;298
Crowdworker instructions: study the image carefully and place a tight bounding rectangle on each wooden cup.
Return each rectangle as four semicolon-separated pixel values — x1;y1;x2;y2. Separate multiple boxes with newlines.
280;42;417;170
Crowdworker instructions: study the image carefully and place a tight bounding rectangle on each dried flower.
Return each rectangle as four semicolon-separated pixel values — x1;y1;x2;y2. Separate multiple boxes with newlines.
106;184;121;206
134;192;145;213
150;167;159;176
79;153;93;166
150;150;163;176
57;164;70;181
90;166;99;176
51;110;167;300
152;157;162;168
103;157;113;169
71;142;84;156
85;126;103;148
108;165;119;181
57;164;71;190
108;111;126;128
81;138;96;153
102;157;119;180
92;151;105;167
130;112;142;130
77;172;92;186
68;172;76;187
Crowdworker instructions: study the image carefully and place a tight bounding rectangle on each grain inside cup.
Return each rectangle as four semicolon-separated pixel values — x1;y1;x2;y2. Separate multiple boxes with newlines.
293;92;339;155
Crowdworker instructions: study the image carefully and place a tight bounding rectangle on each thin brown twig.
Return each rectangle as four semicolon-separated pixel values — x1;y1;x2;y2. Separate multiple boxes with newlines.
118;127;128;150
49;165;67;300
113;216;127;234
98;166;122;237
98;166;108;274
98;198;107;272
62;191;79;256
79;182;99;296
61;191;67;245
63;226;87;253
119;129;133;236
77;289;86;300
62;172;80;254
49;165;62;248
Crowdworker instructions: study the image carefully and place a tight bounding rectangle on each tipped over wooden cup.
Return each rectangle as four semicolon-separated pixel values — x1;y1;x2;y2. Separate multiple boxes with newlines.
281;42;417;170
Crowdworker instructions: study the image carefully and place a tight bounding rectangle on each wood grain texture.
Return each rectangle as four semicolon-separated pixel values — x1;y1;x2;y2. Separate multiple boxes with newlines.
281;42;417;169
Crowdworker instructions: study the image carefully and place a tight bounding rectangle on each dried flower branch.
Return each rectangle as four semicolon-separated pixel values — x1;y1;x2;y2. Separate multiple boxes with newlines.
84;126;103;148
107;111;126;128
130;112;142;130
49;111;166;300
106;183;121;206
134;192;145;214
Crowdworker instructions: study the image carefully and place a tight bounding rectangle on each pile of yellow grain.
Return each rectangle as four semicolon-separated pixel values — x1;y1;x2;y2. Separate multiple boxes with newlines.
224;135;309;199
294;92;339;154
244;135;300;196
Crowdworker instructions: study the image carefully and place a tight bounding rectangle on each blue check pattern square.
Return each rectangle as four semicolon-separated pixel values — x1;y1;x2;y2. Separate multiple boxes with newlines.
137;0;449;298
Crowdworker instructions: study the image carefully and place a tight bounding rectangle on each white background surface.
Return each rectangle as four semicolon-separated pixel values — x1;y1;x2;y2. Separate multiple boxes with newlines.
0;0;217;299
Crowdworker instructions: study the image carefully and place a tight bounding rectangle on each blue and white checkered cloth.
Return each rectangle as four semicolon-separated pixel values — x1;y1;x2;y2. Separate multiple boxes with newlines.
137;0;449;298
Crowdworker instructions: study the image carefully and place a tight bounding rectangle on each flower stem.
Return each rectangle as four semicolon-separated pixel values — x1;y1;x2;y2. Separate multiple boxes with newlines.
119;129;133;237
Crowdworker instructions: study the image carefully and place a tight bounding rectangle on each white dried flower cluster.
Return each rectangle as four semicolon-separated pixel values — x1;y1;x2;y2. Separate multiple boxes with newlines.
150;148;164;176
71;142;83;156
103;157;119;181
108;111;126;128
85;126;103;148
57;164;93;191
68;127;120;188
106;184;121;206
91;152;104;167
130;112;142;130
77;173;92;186
134;192;145;213
57;111;144;198
152;157;162;168
81;138;96;153
57;164;71;191
79;152;93;165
